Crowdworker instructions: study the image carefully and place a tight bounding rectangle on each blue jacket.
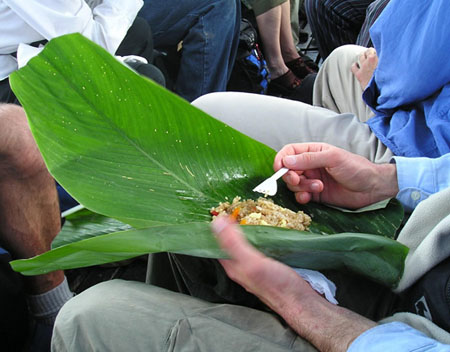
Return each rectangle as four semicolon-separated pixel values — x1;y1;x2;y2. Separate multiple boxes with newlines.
364;0;450;158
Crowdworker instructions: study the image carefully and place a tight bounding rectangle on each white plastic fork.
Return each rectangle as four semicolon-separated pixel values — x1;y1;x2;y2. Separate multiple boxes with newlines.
252;167;289;196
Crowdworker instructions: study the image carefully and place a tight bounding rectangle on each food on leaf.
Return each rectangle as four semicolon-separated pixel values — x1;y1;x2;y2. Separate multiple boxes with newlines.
211;196;311;231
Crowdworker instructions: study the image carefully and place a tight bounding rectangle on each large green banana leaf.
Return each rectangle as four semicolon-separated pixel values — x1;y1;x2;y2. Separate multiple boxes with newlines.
11;220;406;287
9;34;407;286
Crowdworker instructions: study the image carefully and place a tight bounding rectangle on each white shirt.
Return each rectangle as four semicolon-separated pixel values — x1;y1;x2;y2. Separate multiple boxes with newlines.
0;0;143;80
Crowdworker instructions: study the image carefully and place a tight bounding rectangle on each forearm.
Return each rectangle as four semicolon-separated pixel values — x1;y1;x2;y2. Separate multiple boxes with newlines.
251;267;376;352
280;293;377;352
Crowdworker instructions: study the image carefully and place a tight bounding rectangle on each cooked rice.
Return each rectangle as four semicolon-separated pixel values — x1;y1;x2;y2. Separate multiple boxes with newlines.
211;196;311;231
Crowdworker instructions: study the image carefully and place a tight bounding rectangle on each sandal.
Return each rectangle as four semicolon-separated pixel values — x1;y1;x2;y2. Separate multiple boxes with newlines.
267;70;302;97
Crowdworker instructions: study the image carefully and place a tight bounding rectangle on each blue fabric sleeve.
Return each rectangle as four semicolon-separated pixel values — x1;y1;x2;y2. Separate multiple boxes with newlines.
348;322;450;352
393;154;450;212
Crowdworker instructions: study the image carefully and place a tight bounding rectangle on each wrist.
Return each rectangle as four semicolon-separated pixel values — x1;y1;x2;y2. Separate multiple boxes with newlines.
371;163;399;203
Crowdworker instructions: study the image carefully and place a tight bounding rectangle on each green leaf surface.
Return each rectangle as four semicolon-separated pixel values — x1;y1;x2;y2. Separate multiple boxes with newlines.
11;34;276;229
9;34;406;285
54;208;132;248
11;222;408;288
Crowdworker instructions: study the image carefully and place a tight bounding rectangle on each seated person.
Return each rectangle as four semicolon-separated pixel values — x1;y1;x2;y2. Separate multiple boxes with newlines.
159;0;450;324
138;0;241;102
51;143;450;351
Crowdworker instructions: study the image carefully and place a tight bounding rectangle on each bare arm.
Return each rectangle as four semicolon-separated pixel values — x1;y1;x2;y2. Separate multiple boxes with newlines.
212;216;377;352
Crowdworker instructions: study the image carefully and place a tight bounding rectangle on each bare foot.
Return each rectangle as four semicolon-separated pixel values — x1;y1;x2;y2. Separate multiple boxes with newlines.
351;47;378;91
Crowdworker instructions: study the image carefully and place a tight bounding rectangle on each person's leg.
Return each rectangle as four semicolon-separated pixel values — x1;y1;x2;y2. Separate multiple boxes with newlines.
305;0;375;59
256;1;309;96
193;92;392;163
0;104;63;294
280;1;316;79
0;104;72;326
256;3;290;79
313;44;374;121
279;1;301;63
255;0;310;78
139;0;240;102
53;279;318;352
255;1;316;98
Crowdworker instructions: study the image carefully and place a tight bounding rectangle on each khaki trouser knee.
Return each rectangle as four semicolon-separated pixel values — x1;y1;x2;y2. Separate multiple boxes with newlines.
313;44;375;122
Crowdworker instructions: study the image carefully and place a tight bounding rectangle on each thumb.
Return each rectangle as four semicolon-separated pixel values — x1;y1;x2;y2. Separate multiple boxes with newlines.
283;149;336;171
211;215;261;263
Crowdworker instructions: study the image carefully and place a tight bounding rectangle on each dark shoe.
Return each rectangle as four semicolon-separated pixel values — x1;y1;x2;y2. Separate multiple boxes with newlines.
299;52;320;72
286;56;317;79
267;70;301;97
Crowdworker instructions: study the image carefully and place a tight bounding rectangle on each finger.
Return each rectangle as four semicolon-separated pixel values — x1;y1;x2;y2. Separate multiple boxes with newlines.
299;176;324;193
351;62;360;75
211;215;262;264
295;191;312;204
286;176;323;193
282;170;302;186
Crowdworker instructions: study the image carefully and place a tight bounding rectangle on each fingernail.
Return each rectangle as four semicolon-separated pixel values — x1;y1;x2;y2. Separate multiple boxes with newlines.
285;173;293;184
284;155;296;167
211;216;229;235
311;182;321;192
